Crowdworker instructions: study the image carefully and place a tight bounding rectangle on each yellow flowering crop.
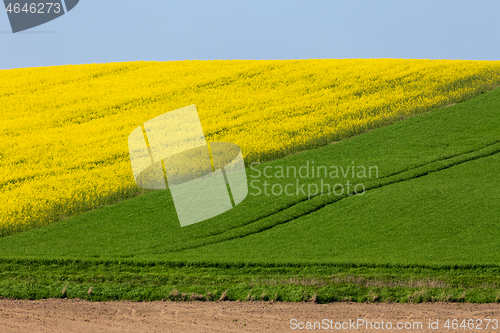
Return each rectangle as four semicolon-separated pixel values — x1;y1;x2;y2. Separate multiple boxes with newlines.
1;59;499;236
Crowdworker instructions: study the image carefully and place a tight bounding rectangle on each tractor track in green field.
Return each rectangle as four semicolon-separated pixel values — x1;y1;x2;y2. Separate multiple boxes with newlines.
168;139;500;253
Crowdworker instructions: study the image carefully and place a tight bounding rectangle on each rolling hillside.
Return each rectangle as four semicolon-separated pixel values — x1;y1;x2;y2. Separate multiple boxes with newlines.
1;59;500;236
1;62;499;303
1;86;499;265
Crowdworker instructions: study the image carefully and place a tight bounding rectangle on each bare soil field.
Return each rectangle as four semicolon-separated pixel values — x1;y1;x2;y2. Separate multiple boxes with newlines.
1;299;499;332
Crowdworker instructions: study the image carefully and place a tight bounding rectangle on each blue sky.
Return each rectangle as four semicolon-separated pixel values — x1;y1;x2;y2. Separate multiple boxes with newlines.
1;0;499;70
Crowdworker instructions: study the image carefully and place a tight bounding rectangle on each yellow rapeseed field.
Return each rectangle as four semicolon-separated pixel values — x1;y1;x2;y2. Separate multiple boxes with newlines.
1;59;500;235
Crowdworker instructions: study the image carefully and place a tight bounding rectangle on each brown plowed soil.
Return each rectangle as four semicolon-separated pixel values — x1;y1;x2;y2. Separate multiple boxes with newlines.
1;299;499;332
